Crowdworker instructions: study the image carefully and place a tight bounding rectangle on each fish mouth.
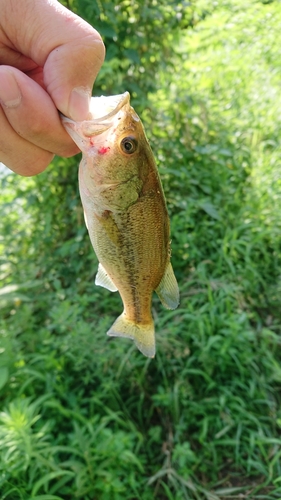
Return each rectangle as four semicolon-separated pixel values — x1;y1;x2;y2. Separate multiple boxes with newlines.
89;92;130;121
61;92;130;138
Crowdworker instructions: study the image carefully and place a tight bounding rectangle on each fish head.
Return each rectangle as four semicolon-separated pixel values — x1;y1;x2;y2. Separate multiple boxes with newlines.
61;92;151;189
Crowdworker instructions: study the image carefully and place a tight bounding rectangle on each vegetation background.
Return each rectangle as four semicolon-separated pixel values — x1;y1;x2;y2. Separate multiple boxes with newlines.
1;0;281;498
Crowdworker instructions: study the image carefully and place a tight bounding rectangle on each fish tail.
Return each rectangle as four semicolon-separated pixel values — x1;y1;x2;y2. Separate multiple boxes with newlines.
107;313;155;358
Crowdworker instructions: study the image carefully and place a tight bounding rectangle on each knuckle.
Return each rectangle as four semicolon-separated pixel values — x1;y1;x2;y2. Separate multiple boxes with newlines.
1;148;54;176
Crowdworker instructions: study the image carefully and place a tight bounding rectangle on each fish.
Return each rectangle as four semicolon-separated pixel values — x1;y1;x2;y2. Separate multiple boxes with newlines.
61;92;179;357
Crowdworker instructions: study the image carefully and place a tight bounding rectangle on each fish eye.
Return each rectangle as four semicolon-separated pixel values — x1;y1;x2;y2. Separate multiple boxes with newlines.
120;136;138;155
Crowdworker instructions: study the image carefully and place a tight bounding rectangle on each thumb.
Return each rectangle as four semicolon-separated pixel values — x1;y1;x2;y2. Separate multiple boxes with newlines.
44;33;105;121
1;0;105;120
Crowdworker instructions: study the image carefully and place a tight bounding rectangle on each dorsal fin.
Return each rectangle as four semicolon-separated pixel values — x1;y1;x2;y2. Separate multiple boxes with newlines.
155;262;180;310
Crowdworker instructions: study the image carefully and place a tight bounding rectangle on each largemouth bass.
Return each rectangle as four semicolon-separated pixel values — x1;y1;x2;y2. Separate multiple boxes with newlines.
62;92;179;357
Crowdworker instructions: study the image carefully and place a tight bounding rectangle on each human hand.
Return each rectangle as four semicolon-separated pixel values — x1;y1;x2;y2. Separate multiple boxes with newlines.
0;0;105;176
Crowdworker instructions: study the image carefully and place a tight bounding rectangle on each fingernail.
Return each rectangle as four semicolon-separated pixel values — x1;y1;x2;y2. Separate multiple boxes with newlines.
0;71;22;108
68;87;91;121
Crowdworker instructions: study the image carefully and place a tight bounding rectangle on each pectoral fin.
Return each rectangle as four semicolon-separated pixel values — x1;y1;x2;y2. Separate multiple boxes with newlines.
155;262;180;310
83;210;88;229
95;263;118;292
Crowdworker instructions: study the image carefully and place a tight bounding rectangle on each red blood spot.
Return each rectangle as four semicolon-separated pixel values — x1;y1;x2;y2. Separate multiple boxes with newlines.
98;146;110;155
90;137;95;146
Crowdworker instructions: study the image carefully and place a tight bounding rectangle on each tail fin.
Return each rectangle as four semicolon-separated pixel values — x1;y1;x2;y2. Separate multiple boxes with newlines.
107;313;155;358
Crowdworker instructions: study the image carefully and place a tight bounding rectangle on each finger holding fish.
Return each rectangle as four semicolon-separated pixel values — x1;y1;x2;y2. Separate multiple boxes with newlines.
0;66;79;175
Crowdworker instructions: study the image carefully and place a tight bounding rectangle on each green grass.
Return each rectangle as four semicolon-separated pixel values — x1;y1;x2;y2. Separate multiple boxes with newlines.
1;0;281;498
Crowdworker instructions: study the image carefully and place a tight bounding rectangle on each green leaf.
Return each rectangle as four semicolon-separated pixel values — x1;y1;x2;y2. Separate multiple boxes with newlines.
199;202;221;220
0;366;9;390
31;496;64;500
31;471;75;497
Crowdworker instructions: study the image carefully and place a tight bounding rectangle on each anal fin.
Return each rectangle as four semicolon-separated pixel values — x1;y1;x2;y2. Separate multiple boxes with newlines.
95;263;118;292
155;262;180;310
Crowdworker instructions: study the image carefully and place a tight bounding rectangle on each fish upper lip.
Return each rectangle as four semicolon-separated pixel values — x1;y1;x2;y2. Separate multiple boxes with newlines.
60;92;130;124
61;91;130;137
90;91;130;122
